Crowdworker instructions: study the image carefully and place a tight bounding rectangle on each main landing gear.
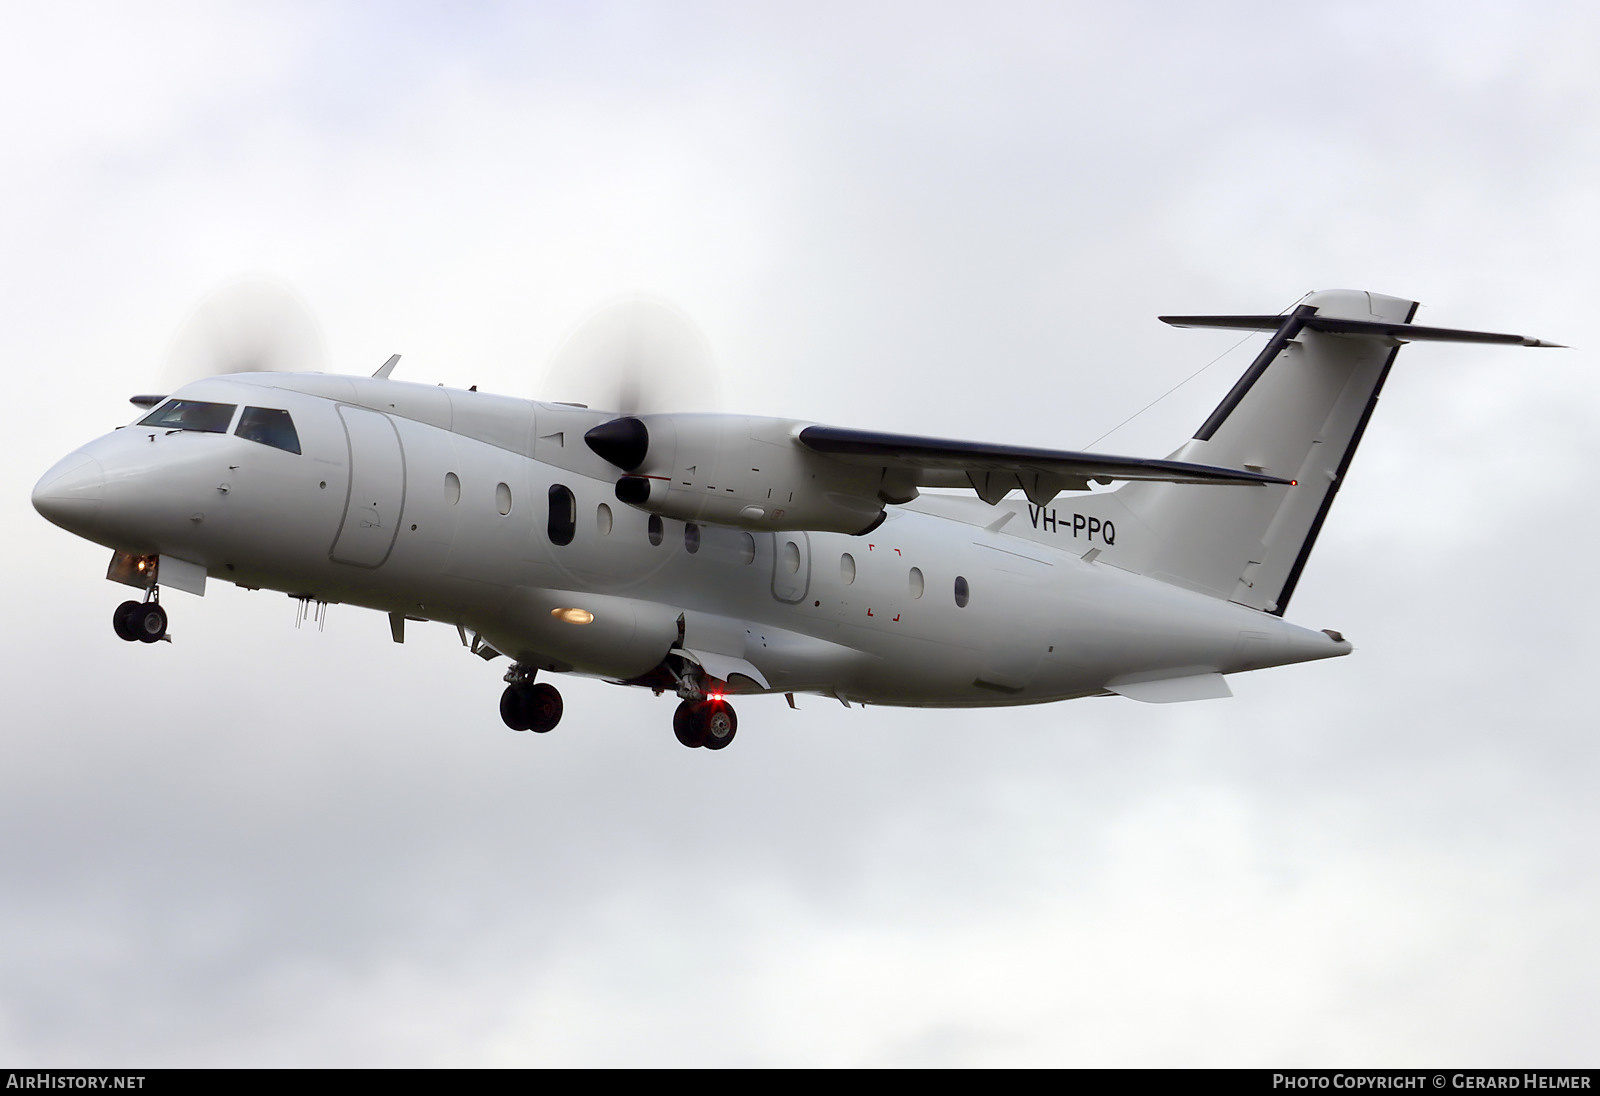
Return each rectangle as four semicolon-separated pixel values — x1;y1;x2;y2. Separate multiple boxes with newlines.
112;595;167;643
494;658;739;750
673;698;737;751
663;655;738;751
500;666;564;733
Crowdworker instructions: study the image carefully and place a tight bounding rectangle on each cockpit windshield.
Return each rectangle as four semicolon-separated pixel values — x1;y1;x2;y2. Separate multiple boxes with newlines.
138;399;237;433
235;407;301;455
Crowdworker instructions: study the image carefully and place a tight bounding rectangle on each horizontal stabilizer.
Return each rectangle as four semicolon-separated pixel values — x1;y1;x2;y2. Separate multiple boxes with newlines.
798;425;1290;507
1160;314;1562;347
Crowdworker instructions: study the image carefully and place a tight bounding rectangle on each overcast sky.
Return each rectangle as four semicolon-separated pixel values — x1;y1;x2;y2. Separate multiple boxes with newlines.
4;0;1597;1067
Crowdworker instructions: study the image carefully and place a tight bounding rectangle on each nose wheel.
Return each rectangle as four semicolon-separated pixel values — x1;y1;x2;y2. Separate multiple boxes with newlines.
674;699;737;750
500;681;563;733
113;598;167;643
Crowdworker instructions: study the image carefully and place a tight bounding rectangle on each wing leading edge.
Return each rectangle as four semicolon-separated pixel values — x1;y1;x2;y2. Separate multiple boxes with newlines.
796;424;1291;507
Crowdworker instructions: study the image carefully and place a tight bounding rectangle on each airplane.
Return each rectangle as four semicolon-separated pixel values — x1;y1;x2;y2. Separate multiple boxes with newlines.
30;288;1558;751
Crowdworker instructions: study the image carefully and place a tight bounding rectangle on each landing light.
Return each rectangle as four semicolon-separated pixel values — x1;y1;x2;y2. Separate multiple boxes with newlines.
550;607;594;625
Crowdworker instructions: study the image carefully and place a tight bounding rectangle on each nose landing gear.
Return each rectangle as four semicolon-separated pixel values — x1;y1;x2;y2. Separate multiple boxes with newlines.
112;596;167;643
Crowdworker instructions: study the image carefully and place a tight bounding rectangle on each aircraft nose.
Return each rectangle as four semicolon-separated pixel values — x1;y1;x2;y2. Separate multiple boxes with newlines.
32;452;106;532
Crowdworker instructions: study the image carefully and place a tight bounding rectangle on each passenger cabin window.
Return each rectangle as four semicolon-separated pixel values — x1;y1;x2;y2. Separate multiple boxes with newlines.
235;407;301;454
647;514;664;547
548;484;576;546
139;399;236;434
684;523;701;554
954;575;970;608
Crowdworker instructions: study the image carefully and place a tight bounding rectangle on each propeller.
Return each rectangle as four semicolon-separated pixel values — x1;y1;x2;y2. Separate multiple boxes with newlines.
137;276;329;405
540;295;722;415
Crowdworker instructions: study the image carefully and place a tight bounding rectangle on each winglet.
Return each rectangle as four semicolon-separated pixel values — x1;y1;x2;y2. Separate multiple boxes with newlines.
373;354;401;379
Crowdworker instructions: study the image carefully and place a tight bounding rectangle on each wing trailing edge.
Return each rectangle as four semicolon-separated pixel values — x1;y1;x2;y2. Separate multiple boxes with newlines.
796;425;1291;507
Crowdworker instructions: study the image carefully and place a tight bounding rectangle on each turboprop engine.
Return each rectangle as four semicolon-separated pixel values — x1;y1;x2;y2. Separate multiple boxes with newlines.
584;413;894;535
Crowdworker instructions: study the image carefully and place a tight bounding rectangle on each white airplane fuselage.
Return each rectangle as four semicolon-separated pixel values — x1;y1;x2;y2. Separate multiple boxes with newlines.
33;370;1349;712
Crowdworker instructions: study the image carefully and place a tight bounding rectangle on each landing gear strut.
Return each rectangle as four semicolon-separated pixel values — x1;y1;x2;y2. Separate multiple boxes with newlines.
673;698;737;750
113;595;167;643
500;667;563;733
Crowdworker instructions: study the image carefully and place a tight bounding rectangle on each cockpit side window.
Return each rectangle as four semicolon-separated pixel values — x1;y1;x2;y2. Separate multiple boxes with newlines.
235;407;301;455
138;399;237;434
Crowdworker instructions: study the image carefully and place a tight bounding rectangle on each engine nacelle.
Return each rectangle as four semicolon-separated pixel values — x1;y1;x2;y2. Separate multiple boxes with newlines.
586;413;888;535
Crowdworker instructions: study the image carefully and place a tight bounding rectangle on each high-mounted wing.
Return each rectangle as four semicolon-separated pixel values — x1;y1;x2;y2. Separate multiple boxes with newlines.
579;410;1291;535
796;424;1291;506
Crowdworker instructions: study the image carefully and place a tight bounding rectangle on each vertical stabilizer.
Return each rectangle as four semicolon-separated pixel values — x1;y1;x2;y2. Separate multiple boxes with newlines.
1114;289;1417;614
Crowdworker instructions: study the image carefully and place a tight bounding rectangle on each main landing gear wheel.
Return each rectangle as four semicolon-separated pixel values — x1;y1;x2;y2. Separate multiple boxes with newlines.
500;682;563;733
674;699;737;750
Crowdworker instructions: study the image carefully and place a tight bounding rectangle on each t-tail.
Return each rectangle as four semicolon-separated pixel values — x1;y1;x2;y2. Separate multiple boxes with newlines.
1097;289;1558;614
